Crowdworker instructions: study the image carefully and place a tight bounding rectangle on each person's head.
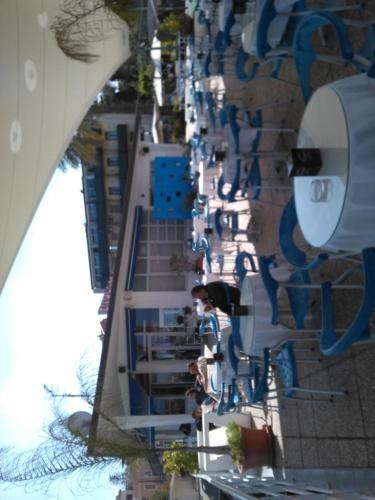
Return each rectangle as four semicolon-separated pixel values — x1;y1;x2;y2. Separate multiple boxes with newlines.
191;408;202;419
187;361;199;375
191;284;208;301
185;388;197;400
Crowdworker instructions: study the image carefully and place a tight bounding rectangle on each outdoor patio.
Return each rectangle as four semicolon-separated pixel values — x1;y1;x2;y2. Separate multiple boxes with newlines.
186;0;375;479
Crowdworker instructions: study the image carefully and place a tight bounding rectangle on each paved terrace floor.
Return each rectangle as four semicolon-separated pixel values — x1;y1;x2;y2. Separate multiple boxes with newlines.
196;1;375;471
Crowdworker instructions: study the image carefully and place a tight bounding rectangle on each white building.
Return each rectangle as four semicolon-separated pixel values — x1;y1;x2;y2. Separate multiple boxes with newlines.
89;121;201;454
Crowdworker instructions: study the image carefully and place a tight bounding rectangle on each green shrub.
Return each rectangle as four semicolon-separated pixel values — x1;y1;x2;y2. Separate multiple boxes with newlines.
162;441;199;476
226;421;243;462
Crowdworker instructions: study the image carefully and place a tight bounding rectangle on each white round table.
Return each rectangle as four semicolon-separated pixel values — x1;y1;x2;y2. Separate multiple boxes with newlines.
239;275;291;356
294;74;375;252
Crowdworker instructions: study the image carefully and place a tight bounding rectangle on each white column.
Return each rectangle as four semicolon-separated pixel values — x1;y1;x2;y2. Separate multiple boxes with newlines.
115;414;193;429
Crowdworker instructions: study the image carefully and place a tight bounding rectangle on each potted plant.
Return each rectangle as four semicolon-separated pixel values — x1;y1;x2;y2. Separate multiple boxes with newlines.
169;254;195;274
226;422;274;472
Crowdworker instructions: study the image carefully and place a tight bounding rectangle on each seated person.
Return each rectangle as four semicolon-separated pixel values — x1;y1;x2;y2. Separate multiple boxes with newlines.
185;387;216;411
192;407;217;432
188;360;208;392
191;282;249;316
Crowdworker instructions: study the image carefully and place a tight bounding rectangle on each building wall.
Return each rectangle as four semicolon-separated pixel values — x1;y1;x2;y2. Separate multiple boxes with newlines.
96;140;200;441
82;113;154;292
119;459;165;500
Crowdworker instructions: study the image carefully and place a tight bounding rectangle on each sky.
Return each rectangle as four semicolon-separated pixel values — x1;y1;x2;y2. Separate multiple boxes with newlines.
0;168;119;499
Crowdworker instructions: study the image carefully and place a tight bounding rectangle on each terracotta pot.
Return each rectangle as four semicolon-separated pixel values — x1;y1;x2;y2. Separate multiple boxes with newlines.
237;425;274;472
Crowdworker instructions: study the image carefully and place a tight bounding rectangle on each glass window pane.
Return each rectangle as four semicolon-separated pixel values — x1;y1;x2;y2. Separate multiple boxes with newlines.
138;243;148;257
135;259;147;274
163;308;181;326
151;243;183;256
177;226;185;240
149;275;185;291
133;276;147;291
141;211;149;224
139;226;148;240
167;227;176;240
150;226;158;240
150;259;171;272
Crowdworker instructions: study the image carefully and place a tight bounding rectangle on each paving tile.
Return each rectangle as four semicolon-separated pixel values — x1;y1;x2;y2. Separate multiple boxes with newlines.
338;439;369;467
282;438;303;468
365;440;375;467
315;438;342;467
295;400;316;438
278;399;301;437
300;438;319;467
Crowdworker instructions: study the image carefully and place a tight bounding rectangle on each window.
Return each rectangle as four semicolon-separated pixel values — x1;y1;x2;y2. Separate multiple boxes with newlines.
149;275;185;291
144;484;155;490
105;130;118;141
131;210;187;292
108;185;121;196
107;156;119;167
109;204;121;213
150;243;184;256
87;203;97;221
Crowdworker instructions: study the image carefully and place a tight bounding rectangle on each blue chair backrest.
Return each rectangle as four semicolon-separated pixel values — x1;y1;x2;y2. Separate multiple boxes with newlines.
217;160;241;202
255;0;277;58
223;9;235;47
320;247;375;356
209;313;220;335
293;11;353;103
235;47;259;82
216;382;226;415
245;158;262;200
227;335;239;374
200;236;212;273
286;270;311;329
275;341;298;398
279;196;329;270
204;51;212;77
244;349;270;404
226;105;240;153
214;208;223;239
235;252;258;283
214;30;227;53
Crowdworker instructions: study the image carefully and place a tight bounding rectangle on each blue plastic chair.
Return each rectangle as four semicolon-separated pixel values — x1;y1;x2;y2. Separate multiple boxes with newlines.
258;255;311;329
235;47;297;86
272;341;346;399
209;313;220;336
217;160;242;202
214;31;227;53
279;196;329;270
242;349;271;405
219;108;228;127
235;251;258;283
214;208;240;241
279;196;358;271
200;236;212;273
292;11;354;103
216;382;226;415
223;9;237;46
320;247;375;356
